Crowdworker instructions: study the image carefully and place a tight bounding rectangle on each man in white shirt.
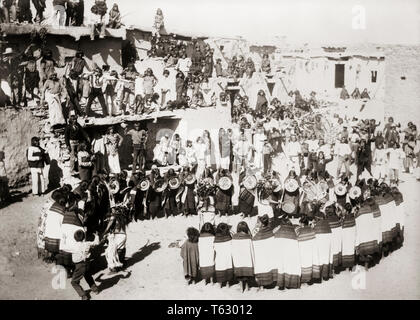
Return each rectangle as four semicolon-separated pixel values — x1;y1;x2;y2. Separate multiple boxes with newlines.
85;67;108;117
285;134;302;176
69;230;100;300
27;137;48;196
334;137;352;178
176;53;192;76
233;132;252;173
386;142;405;185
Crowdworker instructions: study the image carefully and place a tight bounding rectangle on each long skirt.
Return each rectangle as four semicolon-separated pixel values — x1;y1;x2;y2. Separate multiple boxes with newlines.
275;226;301;289
214;240;233;283
232;238;254;278
107;153;121;174
314;221;333;280
298;228;319;283
253;236;277;286
342;217;356;268
180;185;197;215
355;207;380;256
45;92;66;127
198;235;215;280
379;200;396;244
330;225;343;268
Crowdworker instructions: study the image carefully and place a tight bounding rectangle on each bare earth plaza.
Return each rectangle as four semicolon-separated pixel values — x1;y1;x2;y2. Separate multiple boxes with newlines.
0;0;419;302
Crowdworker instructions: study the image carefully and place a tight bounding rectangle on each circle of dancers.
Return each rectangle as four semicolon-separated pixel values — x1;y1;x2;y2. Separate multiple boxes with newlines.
180;170;406;292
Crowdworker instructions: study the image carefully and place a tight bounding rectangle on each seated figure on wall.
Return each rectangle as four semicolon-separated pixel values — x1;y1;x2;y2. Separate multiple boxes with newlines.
107;3;122;29
90;0;108;40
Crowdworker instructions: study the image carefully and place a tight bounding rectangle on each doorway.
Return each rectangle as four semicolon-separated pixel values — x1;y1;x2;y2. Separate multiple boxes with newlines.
335;64;345;88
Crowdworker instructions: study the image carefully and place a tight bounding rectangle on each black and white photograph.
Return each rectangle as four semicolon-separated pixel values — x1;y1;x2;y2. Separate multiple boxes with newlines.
0;0;419;304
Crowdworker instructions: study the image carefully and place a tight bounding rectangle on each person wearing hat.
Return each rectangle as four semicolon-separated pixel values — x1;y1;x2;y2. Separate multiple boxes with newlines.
85;65;108;117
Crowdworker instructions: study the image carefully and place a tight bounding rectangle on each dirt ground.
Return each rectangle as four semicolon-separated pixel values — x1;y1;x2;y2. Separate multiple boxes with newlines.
0;170;419;300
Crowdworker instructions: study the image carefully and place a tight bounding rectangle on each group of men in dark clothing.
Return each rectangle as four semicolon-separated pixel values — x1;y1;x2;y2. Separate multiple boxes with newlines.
1;0;46;24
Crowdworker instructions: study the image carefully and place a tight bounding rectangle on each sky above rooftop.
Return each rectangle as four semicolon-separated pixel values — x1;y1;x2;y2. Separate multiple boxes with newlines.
53;0;420;45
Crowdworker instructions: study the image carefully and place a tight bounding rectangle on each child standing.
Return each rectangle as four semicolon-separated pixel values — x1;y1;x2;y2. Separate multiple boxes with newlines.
180;227;200;285
70;230;101;300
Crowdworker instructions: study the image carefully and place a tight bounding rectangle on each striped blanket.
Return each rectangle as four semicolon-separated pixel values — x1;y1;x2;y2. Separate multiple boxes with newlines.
355;203;380;256
328;215;343;268
297;226;319;283
198;233;215;280
232;233;254;278
44;202;65;254
252;227;277;286
377;195;397;244
341;215;356;268
214;236;233;283
314;219;333;280
275;225;301;289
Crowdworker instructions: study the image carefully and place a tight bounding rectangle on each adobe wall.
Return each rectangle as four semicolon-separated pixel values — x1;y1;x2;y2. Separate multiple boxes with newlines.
382;45;420;127
0;109;44;187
